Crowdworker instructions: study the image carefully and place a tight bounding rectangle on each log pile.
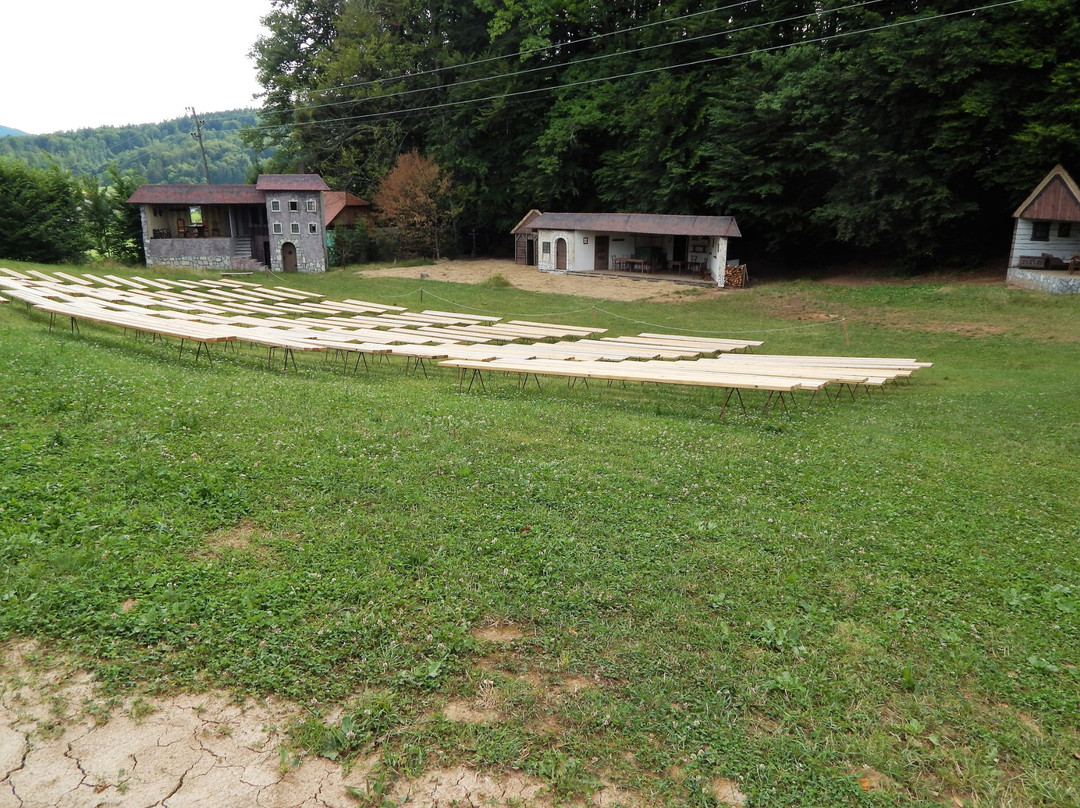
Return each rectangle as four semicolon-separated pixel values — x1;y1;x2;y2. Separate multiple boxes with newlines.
723;264;749;288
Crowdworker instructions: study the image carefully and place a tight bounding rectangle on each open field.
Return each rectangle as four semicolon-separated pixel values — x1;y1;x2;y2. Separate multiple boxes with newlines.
1;259;1078;807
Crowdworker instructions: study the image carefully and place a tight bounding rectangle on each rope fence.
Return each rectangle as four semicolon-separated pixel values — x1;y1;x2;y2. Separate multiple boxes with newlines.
375;286;849;342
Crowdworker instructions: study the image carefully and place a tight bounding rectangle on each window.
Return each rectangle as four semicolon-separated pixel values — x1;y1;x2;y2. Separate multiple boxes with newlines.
289;200;299;212
271;200;280;212
272;222;282;235
307;198;317;212
1031;221;1050;241
1059;222;1072;238
542;242;551;255
188;205;203;224
308;222;319;234
290;222;300;234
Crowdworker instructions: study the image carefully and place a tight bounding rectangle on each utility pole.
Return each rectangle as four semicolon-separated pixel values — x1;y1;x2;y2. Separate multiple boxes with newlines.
187;107;212;184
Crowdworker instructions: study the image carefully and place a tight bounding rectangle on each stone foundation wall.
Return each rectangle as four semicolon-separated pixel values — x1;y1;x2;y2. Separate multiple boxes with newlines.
1006;266;1080;294
145;238;234;271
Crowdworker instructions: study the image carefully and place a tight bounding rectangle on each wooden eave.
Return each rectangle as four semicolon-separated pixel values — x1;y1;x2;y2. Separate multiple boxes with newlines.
1013;165;1080;222
510;209;543;235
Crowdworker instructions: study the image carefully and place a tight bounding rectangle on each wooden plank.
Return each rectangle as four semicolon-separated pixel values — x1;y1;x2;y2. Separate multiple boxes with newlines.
691;359;877;385
215;278;263;287
273;286;323;299
717;353;932;370
609;334;765;351
508;319;602;335
440;357;812;392
0;267;33;279
131;276;177;290
423;309;502;323
80;273;122;288
342;298;406;312
104;275;148;289
26;269;61;282
32;301;237;343
569;339;702;359
51;272;95;286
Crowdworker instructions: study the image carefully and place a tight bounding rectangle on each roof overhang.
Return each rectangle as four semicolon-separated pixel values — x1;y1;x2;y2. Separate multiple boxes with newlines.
127;184;265;205
514;211;740;238
1013;164;1080;222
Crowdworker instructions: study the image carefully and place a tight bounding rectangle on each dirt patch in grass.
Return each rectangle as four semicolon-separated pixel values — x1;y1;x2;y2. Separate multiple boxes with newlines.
197;517;279;562
384;765;553;806
443;698;501;724
358;258;726;304
471;622;529;643
1;641;374;807
711;777;750;806
853;765;898;792
3;640;655;808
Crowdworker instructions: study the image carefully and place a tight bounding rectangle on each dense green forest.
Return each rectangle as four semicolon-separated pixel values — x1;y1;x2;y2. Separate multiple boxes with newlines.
0;109;269;185
246;0;1080;266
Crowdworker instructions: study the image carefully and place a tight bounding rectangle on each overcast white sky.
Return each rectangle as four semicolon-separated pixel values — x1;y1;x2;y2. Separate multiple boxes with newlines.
1;0;271;134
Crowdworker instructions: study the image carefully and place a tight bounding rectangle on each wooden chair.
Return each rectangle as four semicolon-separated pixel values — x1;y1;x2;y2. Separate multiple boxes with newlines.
176;219;187;238
1068;255;1080;275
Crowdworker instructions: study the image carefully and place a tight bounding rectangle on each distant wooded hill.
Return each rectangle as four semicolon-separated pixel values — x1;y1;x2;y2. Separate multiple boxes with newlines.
0;110;271;184
0;126;29;137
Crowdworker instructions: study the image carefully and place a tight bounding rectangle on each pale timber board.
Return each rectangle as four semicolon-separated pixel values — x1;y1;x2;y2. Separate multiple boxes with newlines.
440;358;811;392
424;309;502;323
52;272;95;286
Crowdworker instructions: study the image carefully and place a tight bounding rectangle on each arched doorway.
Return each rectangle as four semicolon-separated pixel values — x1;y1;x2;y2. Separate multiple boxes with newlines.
555;238;567;271
281;242;297;272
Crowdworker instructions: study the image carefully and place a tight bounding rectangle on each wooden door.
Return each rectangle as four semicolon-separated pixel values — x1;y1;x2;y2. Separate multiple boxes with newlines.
593;235;609;270
555;238;567;271
282;242;297;272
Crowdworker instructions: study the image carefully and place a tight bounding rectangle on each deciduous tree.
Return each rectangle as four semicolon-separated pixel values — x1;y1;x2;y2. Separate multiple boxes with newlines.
373;150;459;259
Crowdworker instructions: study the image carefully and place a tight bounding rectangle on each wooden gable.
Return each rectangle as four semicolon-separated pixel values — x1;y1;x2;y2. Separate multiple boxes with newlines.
1013;165;1080;223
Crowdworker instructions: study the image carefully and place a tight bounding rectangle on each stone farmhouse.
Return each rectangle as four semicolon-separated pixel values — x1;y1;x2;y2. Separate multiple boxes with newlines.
128;175;334;273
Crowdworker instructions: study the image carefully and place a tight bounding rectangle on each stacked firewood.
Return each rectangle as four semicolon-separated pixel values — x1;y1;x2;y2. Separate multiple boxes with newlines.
723;264;749;288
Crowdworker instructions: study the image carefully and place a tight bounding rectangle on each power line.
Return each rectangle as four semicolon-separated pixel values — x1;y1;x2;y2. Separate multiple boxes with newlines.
261;0;890;121
300;1;758;100
248;0;1027;133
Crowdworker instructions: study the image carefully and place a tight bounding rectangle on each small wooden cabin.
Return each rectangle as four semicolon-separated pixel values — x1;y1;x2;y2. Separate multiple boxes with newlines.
1008;165;1080;270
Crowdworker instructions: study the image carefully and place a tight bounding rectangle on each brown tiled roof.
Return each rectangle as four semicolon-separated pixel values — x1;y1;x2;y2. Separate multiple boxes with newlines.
1013;165;1080;222
513;211;740;238
256;174;330;192
127;184;264;205
323;191;371;226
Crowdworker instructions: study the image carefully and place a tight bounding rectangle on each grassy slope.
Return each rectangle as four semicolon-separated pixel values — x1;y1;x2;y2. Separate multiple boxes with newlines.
1;262;1078;806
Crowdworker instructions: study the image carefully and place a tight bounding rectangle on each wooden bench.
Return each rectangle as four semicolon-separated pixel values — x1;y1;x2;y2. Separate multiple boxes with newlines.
33;300;235;363
439;357;820;417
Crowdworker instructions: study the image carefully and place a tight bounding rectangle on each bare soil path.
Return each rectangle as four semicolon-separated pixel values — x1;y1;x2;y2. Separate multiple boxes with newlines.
357;258;724;304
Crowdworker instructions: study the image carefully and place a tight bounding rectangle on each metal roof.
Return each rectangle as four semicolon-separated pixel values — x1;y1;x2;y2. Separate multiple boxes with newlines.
513;211;740;238
127;184;265;205
1013;165;1080;223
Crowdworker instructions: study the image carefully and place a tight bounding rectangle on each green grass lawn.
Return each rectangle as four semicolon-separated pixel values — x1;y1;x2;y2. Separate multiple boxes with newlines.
1;261;1078;806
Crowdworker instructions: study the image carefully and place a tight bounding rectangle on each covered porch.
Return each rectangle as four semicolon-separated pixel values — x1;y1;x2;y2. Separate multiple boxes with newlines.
512;211;742;287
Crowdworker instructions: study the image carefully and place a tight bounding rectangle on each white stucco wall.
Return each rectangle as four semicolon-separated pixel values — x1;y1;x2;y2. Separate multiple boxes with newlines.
536;230;576;271
712;237;729;287
534;228;732;282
